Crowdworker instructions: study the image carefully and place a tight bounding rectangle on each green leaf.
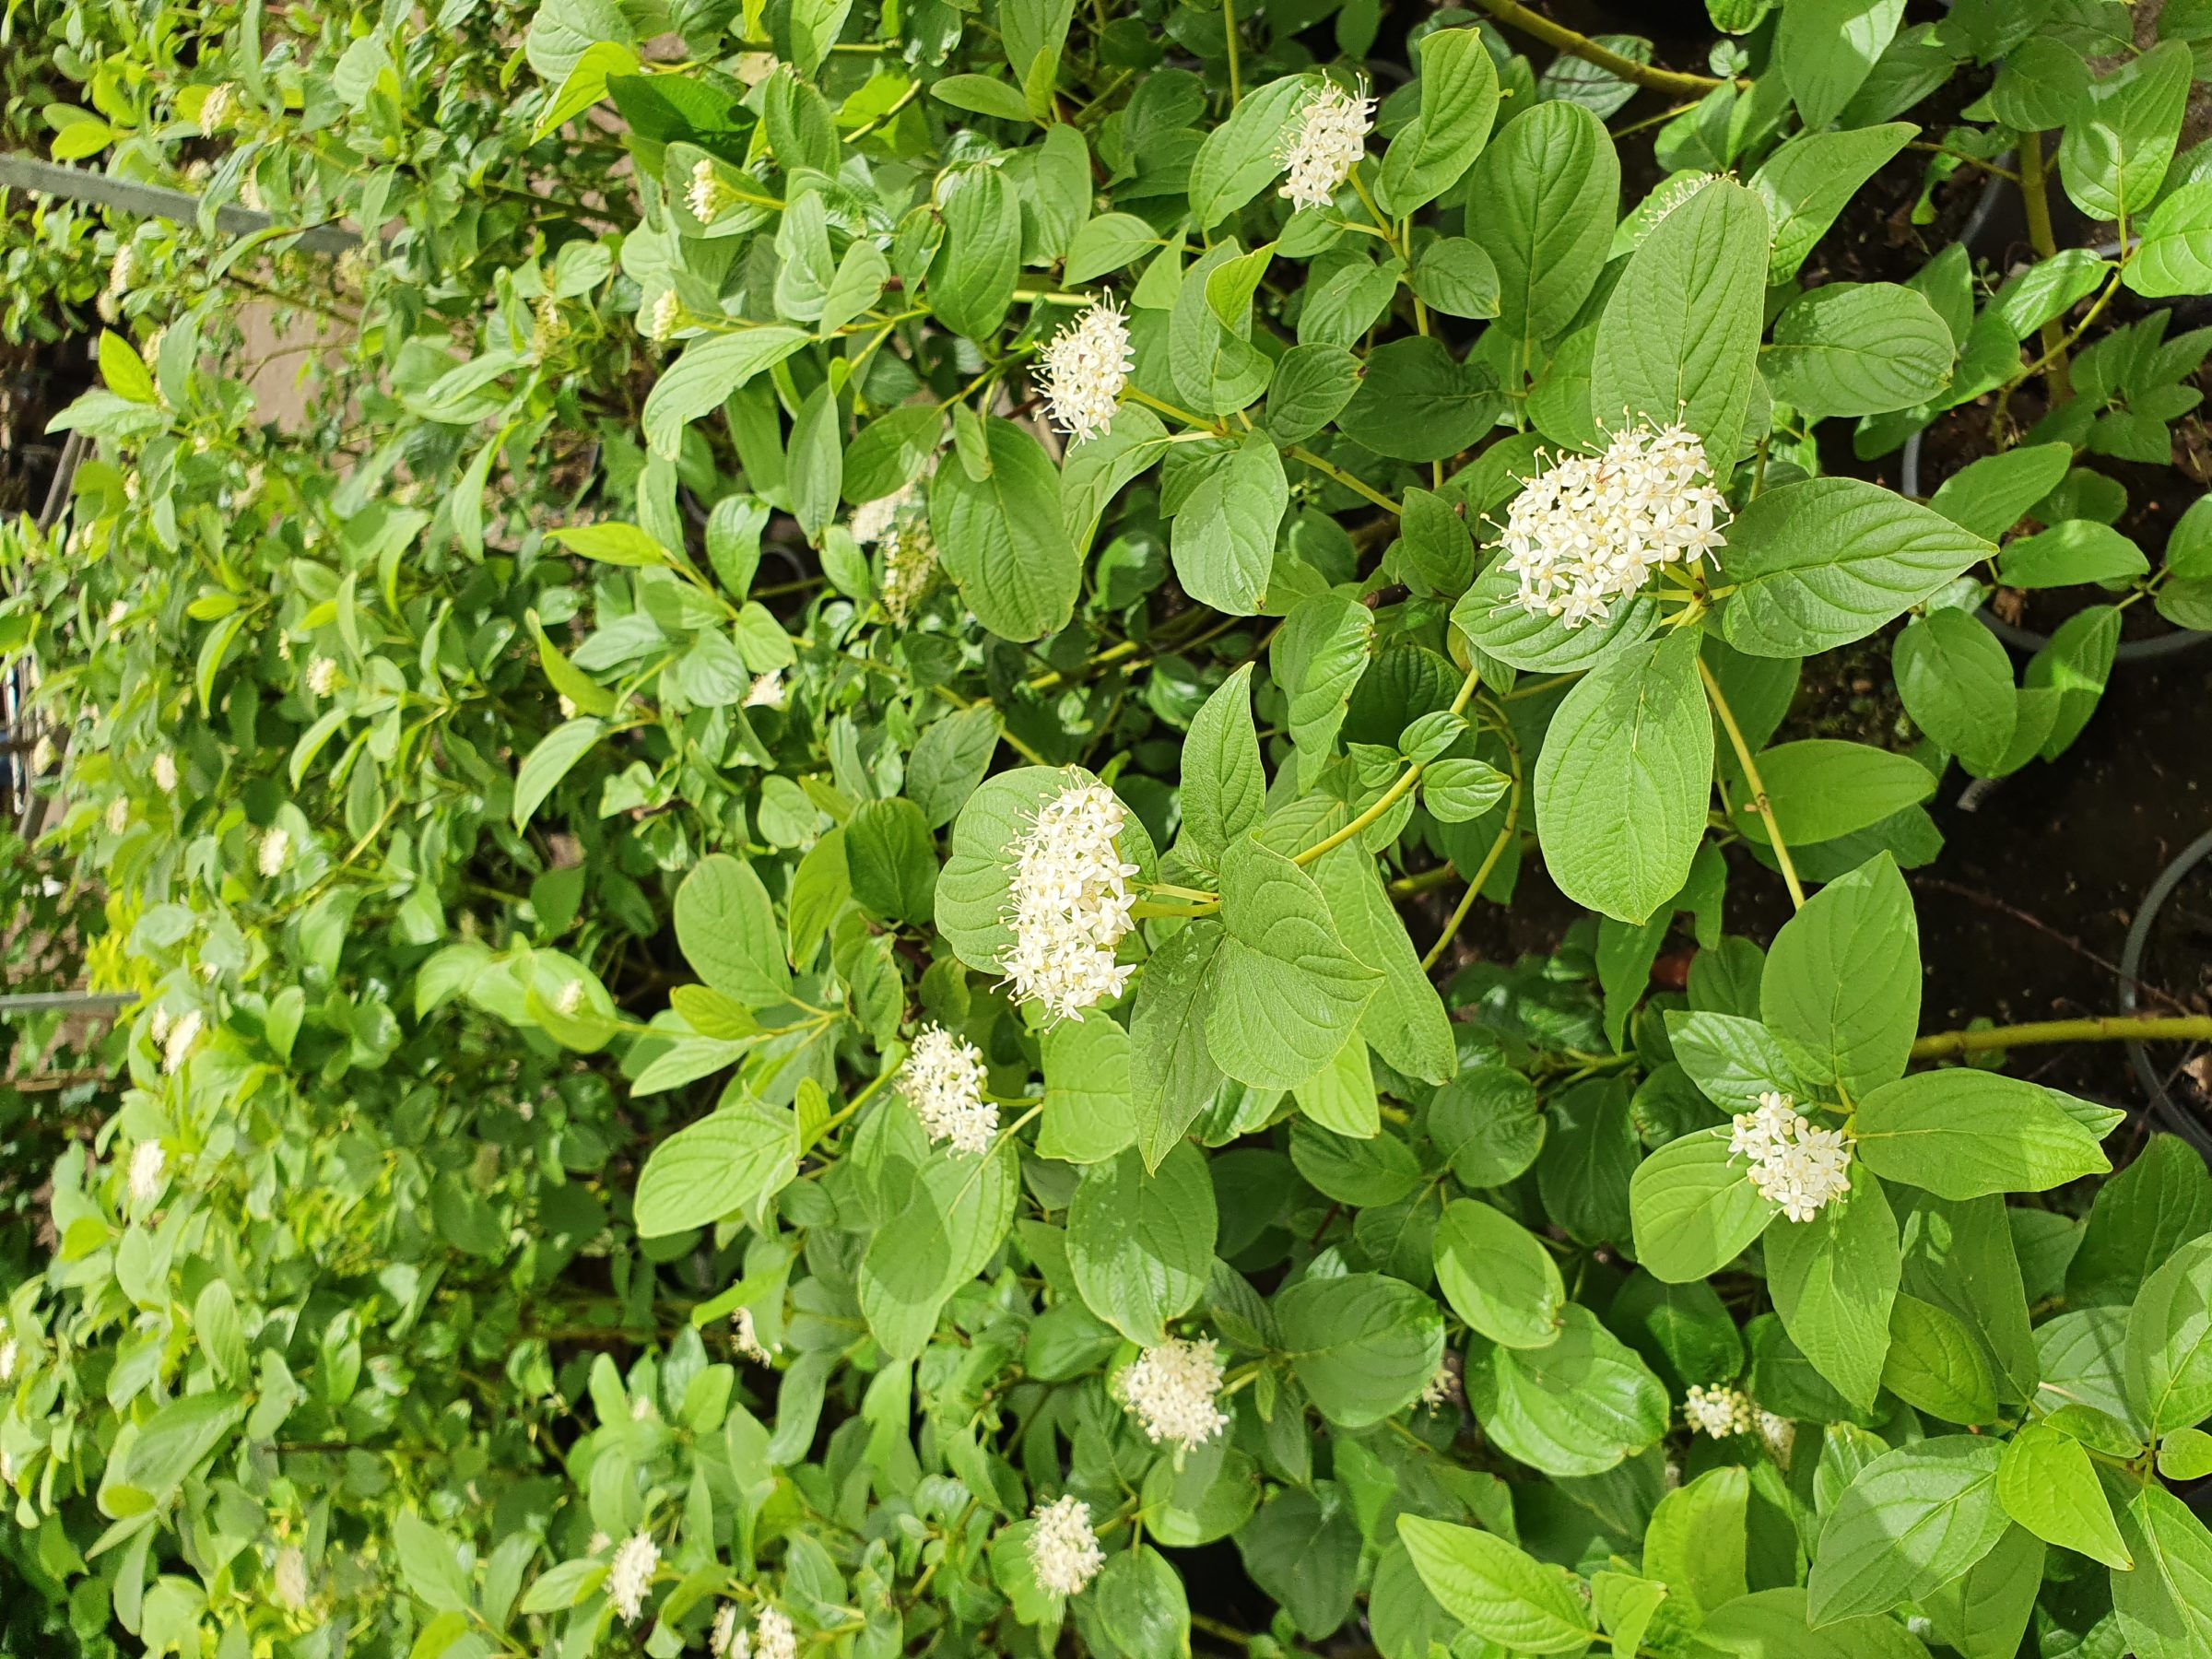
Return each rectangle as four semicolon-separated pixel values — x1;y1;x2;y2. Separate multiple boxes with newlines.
1289;1119;1419;1208
1998;521;2149;589
1720;478;1995;657
1883;1291;1999;1424
1468;100;1619;347
1208;838;1382;1091
1779;0;1905;130
1532;627;1712;925
1085;1546;1190;1659
1264;344;1363;445
1465;1303;1671;1477
1290;1032;1380;1138
1188;75;1312;228
512;716;605;830
634;1100;797;1237
1642;1466;1748;1617
1589;178;1769;467
1275;1272;1443;1428
1891;607;2017;775
1395;1515;1595;1655
1396;488;1476;597
98;329;156;405
676;853;793;1005
1763;1172;1899;1412
1732;739;1936;848
641;327;810;459
1996;1421;2131;1568
931;167;1019;338
1065;1145;1217;1345
2114;1484;2212;1659
1629;1126;1778;1282
1274;593;1372;788
1040;1010;1138;1164
1759;853;1919;1099
1236;1488;1360;1640
1337;335;1502;463
930;417;1079;641
1171;432;1288;615
1750;122;1917;282
1178;665;1265;865
928;73;1033;122
1854;1070;2112;1199
2068;1133;2212;1310
1129;919;1227;1168
1408;237;1500;320
393;1514;476;1614
1763;283;1954;418
2126;1234;2212;1438
2128;179;2212;298
1925;442;2075;542
1434;1197;1567;1348
2161;1425;2212;1480
2057;41;2193;222
1806;1437;2007;1625
1665;1011;1803;1114
1066;212;1162;284
844;798;938;927
1376;27;1499;215
1453;558;1659;674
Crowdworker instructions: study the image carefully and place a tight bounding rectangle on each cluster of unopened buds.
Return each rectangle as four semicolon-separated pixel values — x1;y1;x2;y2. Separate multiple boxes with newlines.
1499;420;1730;628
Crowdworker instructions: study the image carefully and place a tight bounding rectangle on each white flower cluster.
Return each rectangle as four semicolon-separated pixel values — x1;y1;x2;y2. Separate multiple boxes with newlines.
688;159;737;221
106;797;130;836
743;670;785;710
1278;79;1373;211
1420;1359;1461;1410
1757;1408;1796;1468
853;483;938;626
897;1024;998;1156
754;1606;797;1659
1499;422;1730;628
127;1140;165;1205
272;1546;308;1610
733;1306;771;1363
199;82;235;136
1116;1336;1229;1451
1730;1091;1853;1223
1041;300;1134;444
152;753;178;793
607;1531;659;1622
0;1335;18;1382
305;655;339;698
1026;1495;1105;1595
1683;1383;1753;1440
643;289;682;342
712;1604;747;1658
159;1008;203;1076
259;827;291;877
1000;782;1138;1021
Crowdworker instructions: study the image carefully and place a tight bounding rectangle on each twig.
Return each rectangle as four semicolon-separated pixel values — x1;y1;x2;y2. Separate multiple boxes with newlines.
1468;0;1737;97
1911;1016;2212;1061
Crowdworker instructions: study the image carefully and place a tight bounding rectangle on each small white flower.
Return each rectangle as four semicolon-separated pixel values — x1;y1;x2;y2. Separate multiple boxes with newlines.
1419;1359;1460;1410
199;82;235;135
558;693;578;720
1026;1494;1105;1596
0;1338;17;1382
742;670;786;710
999;779;1139;1021
712;1603;750;1658
1729;1091;1853;1223
643;289;682;342
336;247;371;291
688;159;735;221
29;736;52;776
553;981;584;1018
106;796;129;835
272;1546;307;1609
1040;300;1134;444
753;1606;797;1659
587;1530;611;1556
258;827;291;877
0;1448;14;1483
1278;79;1373;211
1756;1408;1796;1468
162;1008;203;1075
127;1140;165;1205
152;753;178;793
148;1007;171;1046
241;174;265;213
1116;1336;1230;1451
107;244;138;298
606;1531;658;1622
1683;1383;1754;1440
305;656;339;698
896;1025;999;1157
1499;421;1730;629
733;1306;771;1363
106;599;129;627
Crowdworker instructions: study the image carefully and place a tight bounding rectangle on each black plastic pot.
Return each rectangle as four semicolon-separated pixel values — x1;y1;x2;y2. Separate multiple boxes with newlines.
2119;828;2212;1160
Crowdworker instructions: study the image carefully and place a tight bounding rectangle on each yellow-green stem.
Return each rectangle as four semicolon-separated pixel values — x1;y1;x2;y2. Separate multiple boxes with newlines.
1698;656;1806;911
1292;665;1480;866
1469;0;1736;96
1911;1016;2212;1061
